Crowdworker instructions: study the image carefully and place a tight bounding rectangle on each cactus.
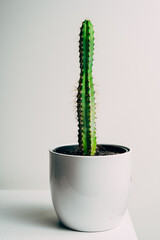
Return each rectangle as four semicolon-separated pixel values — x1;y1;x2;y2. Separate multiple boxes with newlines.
77;20;97;155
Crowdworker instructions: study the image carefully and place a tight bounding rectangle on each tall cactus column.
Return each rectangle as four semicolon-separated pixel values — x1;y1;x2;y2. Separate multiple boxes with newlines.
77;20;97;156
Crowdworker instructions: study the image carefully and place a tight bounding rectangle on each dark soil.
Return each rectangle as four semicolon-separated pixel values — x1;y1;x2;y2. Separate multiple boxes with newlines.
54;144;128;156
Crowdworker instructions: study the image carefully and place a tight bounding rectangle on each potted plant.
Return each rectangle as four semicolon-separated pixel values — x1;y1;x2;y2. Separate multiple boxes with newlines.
49;20;131;232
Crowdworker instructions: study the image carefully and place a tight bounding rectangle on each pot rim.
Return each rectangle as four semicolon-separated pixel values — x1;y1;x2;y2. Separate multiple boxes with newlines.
49;144;131;158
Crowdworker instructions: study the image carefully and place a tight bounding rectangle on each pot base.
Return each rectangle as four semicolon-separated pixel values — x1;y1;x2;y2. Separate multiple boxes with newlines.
59;217;123;232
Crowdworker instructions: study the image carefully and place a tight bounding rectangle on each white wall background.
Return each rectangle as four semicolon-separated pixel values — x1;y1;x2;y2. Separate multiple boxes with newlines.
1;0;160;239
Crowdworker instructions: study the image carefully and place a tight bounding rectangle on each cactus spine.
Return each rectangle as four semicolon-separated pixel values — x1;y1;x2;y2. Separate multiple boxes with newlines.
77;20;97;155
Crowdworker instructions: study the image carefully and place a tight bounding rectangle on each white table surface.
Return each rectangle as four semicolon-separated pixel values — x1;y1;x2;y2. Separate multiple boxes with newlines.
0;190;138;240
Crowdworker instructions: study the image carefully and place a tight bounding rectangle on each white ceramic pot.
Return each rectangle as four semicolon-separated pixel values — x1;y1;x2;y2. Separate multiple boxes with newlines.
49;144;131;232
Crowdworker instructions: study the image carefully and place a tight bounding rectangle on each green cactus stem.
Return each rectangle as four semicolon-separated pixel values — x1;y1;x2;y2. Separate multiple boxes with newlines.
77;20;97;155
